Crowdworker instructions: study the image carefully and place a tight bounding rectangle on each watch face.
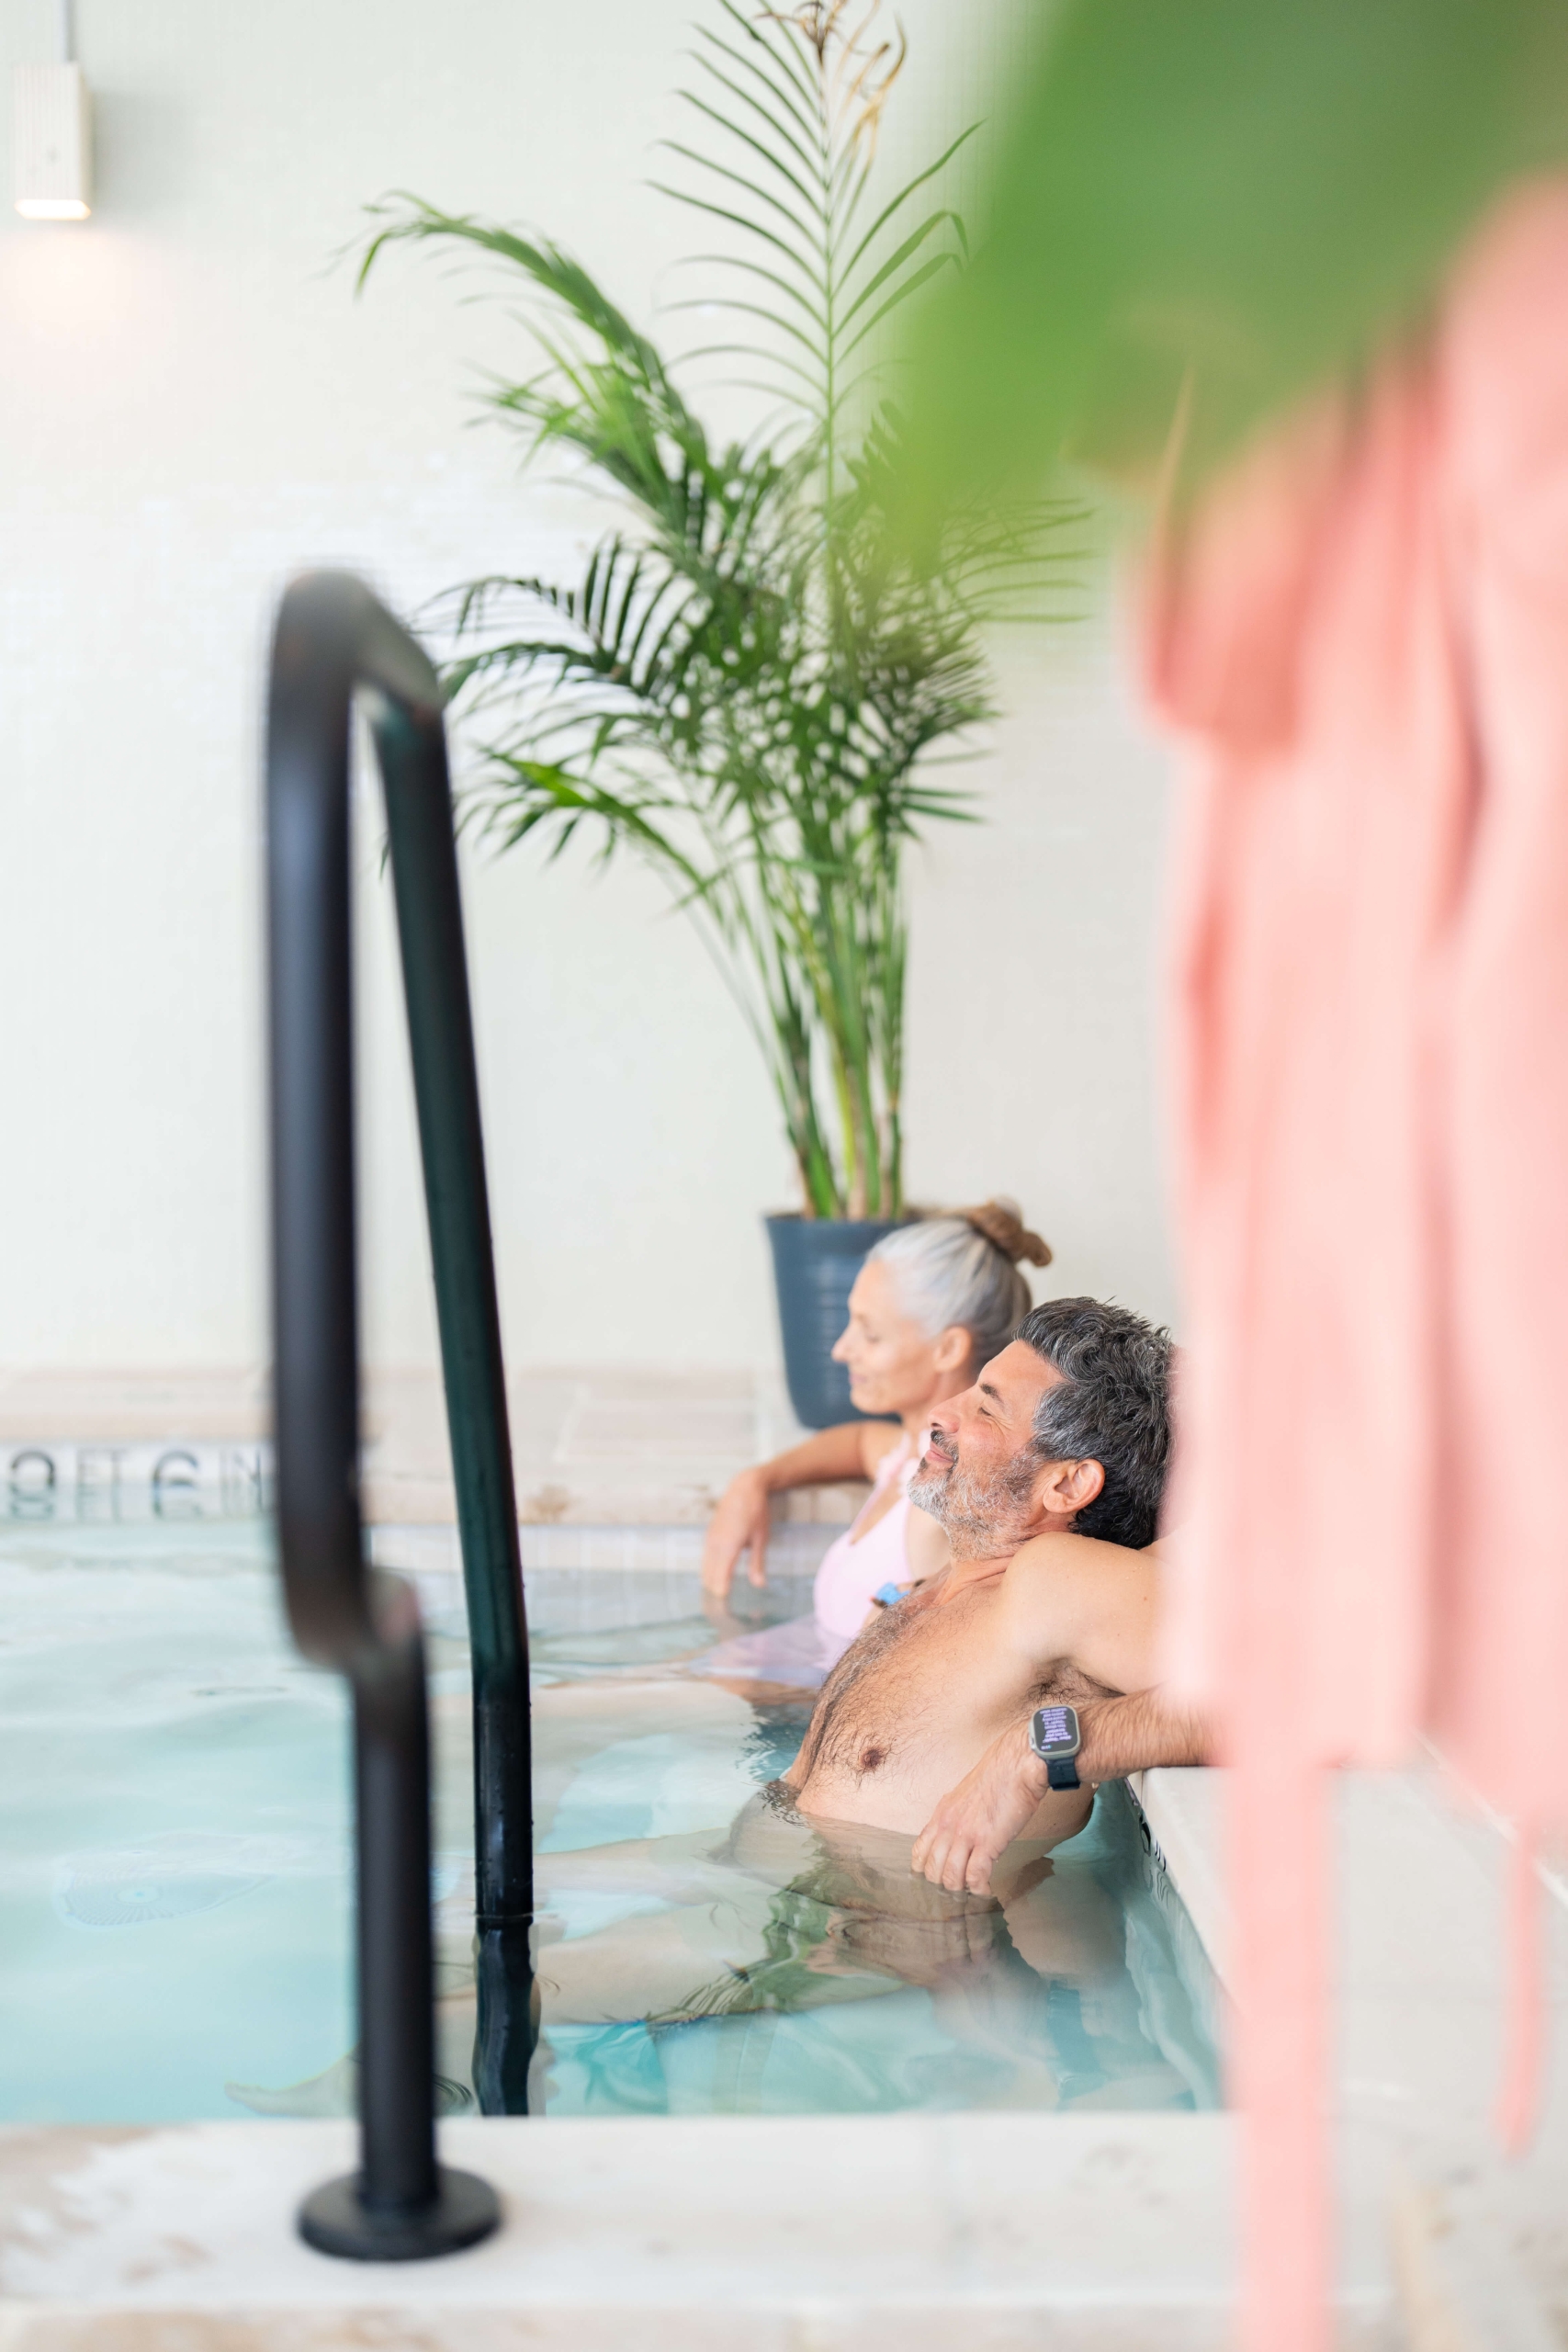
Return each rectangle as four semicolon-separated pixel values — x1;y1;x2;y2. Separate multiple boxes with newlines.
1032;1703;1080;1758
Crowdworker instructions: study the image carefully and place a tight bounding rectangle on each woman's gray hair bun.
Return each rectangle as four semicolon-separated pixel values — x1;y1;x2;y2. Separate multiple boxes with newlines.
866;1196;1052;1372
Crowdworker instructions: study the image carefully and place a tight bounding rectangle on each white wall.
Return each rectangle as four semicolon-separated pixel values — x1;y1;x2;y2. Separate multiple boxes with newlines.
0;0;1178;1378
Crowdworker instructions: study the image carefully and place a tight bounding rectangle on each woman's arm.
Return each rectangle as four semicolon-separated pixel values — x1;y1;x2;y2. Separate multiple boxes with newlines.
701;1419;900;1593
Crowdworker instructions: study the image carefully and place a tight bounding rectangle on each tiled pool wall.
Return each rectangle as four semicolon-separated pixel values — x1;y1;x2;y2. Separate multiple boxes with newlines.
0;1422;846;1578
2;1440;273;1523
0;1366;849;1532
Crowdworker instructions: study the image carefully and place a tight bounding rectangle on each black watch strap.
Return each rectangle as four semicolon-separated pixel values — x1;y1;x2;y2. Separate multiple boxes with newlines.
1045;1754;1082;1791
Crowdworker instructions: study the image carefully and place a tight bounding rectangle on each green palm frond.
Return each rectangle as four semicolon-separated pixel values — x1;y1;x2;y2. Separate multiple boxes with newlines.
658;0;975;477
357;0;1078;1219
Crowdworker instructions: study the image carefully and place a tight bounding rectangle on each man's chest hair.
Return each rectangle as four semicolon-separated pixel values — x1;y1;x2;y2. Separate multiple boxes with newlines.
797;1581;998;1780
796;1577;1122;1786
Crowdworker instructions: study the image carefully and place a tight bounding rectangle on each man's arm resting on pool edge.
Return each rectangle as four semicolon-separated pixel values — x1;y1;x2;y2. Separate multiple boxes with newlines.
910;1692;1213;1894
1077;1689;1212;1781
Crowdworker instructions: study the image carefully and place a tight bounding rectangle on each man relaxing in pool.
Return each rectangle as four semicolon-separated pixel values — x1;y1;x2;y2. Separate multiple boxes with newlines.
782;1295;1204;1857
528;1297;1207;2027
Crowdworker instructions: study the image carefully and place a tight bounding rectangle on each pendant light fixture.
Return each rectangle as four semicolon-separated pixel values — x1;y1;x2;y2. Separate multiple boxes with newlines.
13;1;93;221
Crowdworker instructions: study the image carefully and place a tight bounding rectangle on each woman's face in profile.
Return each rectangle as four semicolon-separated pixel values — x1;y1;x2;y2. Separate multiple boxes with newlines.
831;1260;960;1417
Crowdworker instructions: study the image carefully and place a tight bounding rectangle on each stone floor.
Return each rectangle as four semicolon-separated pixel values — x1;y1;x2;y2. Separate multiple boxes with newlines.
358;1365;859;1527
0;2110;1401;2352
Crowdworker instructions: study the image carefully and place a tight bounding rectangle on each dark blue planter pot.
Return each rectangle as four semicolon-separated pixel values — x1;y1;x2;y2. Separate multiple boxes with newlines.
765;1214;900;1430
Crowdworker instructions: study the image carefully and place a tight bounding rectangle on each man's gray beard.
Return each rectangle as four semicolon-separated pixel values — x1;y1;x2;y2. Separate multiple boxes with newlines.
910;1446;1042;1559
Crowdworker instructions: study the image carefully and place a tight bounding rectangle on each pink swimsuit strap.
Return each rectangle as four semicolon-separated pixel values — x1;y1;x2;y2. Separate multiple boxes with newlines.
812;1430;917;1641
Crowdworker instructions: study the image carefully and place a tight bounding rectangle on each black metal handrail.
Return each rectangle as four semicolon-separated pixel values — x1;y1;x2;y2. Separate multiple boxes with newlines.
266;571;534;2259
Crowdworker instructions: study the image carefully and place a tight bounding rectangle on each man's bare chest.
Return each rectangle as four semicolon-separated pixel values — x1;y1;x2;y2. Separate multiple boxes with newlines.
795;1571;1129;1795
795;1587;1021;1785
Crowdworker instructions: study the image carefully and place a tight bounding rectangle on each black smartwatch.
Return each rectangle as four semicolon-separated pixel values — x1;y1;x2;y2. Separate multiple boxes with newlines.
1029;1702;1082;1791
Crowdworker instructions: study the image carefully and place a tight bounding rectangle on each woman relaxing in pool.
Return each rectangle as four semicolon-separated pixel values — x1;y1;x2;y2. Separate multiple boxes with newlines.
701;1200;1051;1640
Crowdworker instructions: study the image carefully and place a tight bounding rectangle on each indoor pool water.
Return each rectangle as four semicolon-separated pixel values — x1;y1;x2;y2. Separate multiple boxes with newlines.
0;1521;1220;2123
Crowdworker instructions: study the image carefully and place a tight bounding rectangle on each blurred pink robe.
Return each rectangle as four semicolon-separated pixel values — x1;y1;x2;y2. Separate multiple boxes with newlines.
1145;178;1568;2352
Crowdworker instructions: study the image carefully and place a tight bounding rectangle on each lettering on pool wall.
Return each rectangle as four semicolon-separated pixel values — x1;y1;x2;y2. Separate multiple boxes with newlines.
3;1442;275;1521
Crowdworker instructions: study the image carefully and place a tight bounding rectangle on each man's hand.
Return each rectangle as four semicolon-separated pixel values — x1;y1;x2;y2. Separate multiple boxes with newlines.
910;1718;1049;1895
912;1690;1213;1894
701;1467;772;1594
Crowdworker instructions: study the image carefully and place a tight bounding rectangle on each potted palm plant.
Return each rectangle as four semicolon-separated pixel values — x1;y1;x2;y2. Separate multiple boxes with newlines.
360;0;1073;1427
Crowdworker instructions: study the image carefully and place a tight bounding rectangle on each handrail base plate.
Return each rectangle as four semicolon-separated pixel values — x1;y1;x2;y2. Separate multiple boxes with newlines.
299;2165;502;2262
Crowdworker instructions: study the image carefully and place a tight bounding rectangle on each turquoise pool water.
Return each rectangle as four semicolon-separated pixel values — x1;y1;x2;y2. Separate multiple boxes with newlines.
0;1521;1220;2122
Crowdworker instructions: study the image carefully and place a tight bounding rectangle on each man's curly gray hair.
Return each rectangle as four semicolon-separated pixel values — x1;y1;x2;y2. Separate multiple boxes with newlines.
1015;1297;1173;1549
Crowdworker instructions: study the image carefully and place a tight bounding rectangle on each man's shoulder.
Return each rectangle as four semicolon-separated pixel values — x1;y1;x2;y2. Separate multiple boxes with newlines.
1005;1531;1160;1589
997;1532;1163;1679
